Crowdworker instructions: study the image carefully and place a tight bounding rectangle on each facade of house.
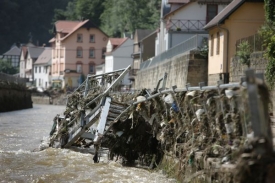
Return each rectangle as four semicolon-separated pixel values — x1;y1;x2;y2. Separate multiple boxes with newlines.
19;44;45;84
130;29;156;83
204;0;265;85
1;45;21;68
49;20;108;88
33;48;52;89
156;0;231;56
105;38;134;90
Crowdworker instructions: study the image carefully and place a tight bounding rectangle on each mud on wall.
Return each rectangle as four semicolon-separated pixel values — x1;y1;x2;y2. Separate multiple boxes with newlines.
135;51;208;90
0;82;32;112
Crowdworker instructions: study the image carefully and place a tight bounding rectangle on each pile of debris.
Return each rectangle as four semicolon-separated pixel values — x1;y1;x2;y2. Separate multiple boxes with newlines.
46;67;275;182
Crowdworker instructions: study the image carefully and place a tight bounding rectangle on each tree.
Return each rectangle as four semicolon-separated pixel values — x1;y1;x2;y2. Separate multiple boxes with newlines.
0;59;18;75
52;0;105;26
100;0;161;37
236;41;252;68
0;0;71;54
261;0;275;88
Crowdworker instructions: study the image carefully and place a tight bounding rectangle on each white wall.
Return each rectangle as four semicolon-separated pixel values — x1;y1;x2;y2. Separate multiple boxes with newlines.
19;53;25;78
105;55;114;73
113;39;134;86
156;2;228;55
34;65;50;89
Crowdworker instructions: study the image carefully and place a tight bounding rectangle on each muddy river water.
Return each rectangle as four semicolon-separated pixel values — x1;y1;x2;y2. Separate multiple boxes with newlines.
0;104;176;183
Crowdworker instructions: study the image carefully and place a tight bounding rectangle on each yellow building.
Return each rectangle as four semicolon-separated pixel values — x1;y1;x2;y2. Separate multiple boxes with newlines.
204;0;265;85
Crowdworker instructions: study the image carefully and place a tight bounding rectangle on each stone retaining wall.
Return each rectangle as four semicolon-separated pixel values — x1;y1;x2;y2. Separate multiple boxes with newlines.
0;83;32;112
230;51;275;114
135;51;208;90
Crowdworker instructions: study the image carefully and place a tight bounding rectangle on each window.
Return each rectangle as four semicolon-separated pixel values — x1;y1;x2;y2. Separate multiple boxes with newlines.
39;66;41;73
89;62;95;73
210;34;214;56
77;34;83;42
207;4;218;23
35;66;37;73
76;62;82;73
216;32;220;55
77;64;82;73
89;48;95;58
60;63;64;73
52;64;55;74
90;34;95;43
77;47;83;58
102;47;106;59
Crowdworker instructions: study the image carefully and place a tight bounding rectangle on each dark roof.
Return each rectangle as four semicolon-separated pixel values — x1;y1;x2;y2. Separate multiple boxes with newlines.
34;48;52;65
28;47;45;59
204;0;264;29
204;0;245;29
163;4;186;19
140;30;158;42
198;0;232;4
136;29;155;42
3;46;21;56
168;0;189;3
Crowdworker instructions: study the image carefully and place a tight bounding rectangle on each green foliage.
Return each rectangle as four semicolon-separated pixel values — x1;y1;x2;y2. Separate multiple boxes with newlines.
52;0;105;26
0;59;18;75
236;41;252;67
199;38;209;59
100;0;161;36
260;0;275;88
264;0;275;23
0;0;70;54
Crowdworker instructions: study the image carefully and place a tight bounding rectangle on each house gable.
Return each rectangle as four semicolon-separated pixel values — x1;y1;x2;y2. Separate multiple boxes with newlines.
206;0;265;83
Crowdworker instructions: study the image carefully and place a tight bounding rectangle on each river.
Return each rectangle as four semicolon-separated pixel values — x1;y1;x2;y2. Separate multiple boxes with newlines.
0;104;176;183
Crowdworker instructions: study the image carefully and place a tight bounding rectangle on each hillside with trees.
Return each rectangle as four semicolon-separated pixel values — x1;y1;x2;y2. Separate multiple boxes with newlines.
0;0;161;54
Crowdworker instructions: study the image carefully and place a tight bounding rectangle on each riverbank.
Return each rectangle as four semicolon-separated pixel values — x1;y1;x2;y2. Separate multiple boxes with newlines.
0;81;32;112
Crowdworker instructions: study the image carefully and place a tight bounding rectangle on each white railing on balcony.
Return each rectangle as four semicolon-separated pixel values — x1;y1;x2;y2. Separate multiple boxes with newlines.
140;34;208;70
167;19;206;32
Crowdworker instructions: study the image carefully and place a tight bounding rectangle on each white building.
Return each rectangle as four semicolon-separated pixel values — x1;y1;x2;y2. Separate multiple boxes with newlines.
19;44;44;85
33;48;52;89
105;38;134;90
156;0;231;55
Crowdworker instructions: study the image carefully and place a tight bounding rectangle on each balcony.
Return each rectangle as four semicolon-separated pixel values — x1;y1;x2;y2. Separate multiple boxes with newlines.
166;19;207;32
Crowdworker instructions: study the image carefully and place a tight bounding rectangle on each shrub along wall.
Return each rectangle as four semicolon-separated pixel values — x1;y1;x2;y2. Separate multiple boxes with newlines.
230;51;275;115
0;82;32;112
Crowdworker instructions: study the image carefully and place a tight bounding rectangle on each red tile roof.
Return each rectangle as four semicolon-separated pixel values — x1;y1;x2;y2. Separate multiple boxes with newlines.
49;19;108;43
55;21;81;33
21;46;28;59
109;38;128;46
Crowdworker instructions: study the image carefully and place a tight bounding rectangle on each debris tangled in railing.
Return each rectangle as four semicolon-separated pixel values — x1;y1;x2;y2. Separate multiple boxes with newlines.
46;67;275;182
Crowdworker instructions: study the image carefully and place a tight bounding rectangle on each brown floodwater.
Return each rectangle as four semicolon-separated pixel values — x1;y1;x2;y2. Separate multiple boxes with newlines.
0;104;176;183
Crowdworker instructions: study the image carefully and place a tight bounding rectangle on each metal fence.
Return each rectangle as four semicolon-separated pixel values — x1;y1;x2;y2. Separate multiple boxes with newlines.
140;34;208;70
236;33;265;52
0;72;27;85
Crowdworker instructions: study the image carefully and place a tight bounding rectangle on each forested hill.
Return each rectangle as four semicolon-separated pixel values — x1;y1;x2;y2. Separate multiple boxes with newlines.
0;0;161;54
